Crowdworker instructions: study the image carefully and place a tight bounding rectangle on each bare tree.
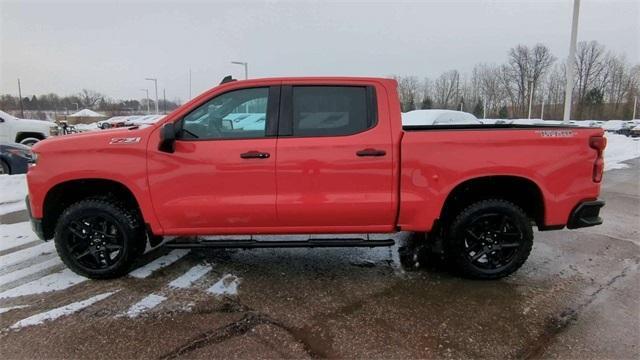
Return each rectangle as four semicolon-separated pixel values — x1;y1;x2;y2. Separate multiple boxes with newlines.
504;44;556;117
393;76;420;111
433;70;460;109
574;41;609;118
78;89;104;109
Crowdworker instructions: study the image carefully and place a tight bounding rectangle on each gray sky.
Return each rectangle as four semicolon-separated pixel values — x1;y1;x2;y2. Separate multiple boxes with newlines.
1;0;638;101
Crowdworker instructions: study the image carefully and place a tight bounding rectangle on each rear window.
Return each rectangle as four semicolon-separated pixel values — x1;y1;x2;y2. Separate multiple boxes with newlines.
291;86;373;137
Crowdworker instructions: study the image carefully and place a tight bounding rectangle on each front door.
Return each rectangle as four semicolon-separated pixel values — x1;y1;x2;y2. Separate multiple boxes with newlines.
148;86;279;234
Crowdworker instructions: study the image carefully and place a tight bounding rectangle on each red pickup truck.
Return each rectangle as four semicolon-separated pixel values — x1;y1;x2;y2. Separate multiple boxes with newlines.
26;77;606;280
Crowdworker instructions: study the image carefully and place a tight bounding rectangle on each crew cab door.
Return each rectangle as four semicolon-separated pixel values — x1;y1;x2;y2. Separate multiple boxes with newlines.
147;86;280;233
275;82;395;231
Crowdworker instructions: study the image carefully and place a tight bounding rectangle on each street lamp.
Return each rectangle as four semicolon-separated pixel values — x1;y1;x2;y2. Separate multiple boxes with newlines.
141;88;150;114
145;78;159;114
231;61;248;80
527;79;534;119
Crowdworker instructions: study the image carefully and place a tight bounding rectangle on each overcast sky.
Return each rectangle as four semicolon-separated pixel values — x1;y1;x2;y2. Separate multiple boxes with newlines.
1;0;638;101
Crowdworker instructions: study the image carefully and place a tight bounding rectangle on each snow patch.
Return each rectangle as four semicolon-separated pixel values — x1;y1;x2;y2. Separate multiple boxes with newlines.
168;264;212;289
128;249;189;279
0;257;62;287
603;133;640;171
9;291;115;329
0;175;27;205
0;268;87;299
0;241;55;271
124;294;167;318
207;274;240;296
0;222;39;252
0;305;28;314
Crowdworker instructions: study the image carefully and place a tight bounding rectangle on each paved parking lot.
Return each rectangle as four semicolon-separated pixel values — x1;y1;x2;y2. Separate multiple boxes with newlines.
0;160;638;359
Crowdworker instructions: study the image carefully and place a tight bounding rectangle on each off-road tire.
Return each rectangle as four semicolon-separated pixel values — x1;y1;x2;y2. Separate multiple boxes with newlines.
446;199;533;280
54;198;145;279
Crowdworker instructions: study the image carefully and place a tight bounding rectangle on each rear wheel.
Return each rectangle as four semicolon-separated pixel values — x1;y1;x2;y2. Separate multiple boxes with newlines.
54;199;145;279
446;199;533;279
19;137;40;147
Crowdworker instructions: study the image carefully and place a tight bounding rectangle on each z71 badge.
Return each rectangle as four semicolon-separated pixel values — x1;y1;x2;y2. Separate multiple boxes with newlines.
535;130;575;138
109;137;141;144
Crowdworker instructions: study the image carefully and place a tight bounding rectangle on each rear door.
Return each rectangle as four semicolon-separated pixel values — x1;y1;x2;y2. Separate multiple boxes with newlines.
275;82;395;231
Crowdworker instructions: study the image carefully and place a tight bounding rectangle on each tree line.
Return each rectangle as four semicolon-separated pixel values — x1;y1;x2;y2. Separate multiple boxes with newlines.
394;40;639;120
0;89;180;118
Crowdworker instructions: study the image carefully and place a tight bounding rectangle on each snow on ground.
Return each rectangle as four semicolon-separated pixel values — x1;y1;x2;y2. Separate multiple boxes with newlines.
0;257;62;287
603;133;640;170
0;241;55;270
124;294;167;318
0;222;40;251
0;269;87;299
168;264;213;289
207;274;240;296
128;249;190;278
9;291;116;330
0;175;27;214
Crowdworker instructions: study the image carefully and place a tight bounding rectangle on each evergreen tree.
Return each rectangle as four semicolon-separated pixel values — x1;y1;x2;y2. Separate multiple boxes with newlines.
498;106;509;119
472;100;483;118
420;96;433;109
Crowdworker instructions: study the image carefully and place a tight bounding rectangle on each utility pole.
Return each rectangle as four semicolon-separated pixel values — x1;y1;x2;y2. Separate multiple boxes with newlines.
141;89;150;114
163;88;167;114
17;78;24;118
231;61;248;79
527;79;534;119
188;67;192;100
145;78;159;114
541;97;545;120
633;96;638;120
563;0;581;123
483;98;487;119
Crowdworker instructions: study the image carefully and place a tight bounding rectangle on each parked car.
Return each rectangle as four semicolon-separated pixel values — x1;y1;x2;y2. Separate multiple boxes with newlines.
630;125;640;138
0;110;58;146
27;76;606;280
98;115;165;129
0;142;32;174
401;110;481;126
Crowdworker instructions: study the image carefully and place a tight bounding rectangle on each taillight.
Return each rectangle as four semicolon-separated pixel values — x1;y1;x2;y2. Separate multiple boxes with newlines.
590;135;606;182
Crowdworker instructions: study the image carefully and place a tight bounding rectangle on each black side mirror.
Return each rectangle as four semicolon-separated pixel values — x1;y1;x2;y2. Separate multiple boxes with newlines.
159;123;176;153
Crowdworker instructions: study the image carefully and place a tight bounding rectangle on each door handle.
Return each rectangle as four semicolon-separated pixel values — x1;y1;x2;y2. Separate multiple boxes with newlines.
356;148;386;157
240;151;270;159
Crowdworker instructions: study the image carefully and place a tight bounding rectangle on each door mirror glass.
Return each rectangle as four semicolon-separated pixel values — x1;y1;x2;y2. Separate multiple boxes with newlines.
159;122;176;153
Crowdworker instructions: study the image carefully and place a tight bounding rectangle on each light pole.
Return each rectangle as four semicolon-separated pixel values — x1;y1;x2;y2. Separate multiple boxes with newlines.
527;79;535;119
17;78;24;118
145;78;159;114
563;0;581;123
231;61;248;80
633;96;638;120
141;89;150;114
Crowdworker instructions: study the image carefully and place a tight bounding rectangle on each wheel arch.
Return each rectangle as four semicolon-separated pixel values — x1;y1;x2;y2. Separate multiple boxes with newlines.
439;175;545;228
41;178;145;240
15;132;46;143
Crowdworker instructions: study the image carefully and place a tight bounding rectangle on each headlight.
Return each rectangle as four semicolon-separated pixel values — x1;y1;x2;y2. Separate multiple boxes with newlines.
28;151;38;165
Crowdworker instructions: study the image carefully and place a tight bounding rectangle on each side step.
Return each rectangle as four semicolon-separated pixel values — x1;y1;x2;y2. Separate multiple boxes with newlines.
165;238;395;249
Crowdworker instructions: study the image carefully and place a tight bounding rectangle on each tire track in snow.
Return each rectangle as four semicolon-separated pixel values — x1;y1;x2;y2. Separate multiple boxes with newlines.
0;241;55;271
9;291;116;330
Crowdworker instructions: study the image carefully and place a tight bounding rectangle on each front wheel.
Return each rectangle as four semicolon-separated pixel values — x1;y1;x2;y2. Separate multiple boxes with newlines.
446;199;533;279
54;199;145;279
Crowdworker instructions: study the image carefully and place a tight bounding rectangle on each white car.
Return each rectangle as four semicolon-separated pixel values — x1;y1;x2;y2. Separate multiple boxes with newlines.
0;110;57;146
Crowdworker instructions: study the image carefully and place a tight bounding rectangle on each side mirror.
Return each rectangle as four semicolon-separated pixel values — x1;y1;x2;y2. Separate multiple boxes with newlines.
159;123;176;153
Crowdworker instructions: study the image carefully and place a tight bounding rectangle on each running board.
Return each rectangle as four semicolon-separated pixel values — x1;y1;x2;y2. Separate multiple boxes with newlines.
165;238;395;249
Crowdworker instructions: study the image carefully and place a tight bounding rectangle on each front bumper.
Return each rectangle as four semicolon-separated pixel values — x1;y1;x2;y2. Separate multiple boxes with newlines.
567;200;605;229
26;196;46;241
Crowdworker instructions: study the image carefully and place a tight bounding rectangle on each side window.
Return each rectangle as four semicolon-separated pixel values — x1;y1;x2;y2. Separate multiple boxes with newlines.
291;86;374;137
178;87;269;140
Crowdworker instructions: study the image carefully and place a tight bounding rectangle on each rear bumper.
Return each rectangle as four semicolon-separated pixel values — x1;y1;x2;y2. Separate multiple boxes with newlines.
567;200;605;229
26;196;46;241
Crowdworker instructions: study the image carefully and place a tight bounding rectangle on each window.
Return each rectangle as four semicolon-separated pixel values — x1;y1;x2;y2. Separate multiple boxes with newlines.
291;86;374;137
178;87;269;140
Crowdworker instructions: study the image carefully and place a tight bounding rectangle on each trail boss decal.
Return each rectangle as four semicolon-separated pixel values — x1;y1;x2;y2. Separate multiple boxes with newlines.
535;130;576;138
109;137;141;144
